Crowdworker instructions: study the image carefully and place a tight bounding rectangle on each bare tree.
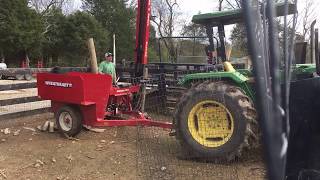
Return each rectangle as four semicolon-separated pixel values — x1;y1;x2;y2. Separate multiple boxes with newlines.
61;1;80;14
29;0;76;15
29;0;66;14
298;0;317;40
29;0;75;35
218;0;223;11
28;0;73;67
218;0;241;11
151;0;181;62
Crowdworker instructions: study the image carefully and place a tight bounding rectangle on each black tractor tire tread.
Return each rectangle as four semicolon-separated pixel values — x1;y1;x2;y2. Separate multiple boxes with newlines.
174;81;258;162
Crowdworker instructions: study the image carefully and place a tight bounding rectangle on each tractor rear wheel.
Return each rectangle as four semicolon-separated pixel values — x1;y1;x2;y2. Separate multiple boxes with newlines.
174;82;258;161
55;106;83;137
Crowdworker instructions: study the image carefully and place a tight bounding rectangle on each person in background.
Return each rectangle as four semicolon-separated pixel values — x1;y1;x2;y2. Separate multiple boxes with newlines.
98;52;117;84
121;58;126;68
0;59;7;70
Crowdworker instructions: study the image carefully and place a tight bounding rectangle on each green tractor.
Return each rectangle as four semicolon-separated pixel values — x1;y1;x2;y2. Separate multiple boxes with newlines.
173;2;314;161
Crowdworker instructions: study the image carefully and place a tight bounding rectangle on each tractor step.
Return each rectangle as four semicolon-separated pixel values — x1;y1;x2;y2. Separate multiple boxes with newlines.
166;88;185;97
166;107;175;115
167;96;179;102
166;86;187;91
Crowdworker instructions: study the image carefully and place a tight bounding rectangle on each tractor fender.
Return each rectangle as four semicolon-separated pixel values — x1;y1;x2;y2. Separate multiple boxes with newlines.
178;71;254;101
178;71;249;86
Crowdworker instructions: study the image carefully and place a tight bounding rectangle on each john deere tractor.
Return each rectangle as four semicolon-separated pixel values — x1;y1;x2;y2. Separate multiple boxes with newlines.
174;2;309;161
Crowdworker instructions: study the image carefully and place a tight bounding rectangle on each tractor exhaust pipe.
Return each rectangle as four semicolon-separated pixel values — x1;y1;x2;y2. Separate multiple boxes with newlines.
315;29;320;75
310;20;316;64
87;38;98;74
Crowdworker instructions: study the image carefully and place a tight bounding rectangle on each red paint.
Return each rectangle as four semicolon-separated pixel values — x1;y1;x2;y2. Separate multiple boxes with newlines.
21;60;27;68
37;72;172;130
135;0;151;65
37;60;43;68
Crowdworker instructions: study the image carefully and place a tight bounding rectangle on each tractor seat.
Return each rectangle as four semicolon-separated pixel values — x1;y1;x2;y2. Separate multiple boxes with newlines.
117;82;132;88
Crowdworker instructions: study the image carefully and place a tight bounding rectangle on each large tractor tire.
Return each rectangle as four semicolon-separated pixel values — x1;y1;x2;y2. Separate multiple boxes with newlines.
174;81;258;161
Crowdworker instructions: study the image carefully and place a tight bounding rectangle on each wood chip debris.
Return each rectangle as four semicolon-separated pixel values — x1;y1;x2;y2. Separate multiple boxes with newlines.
34;159;45;168
37;121;55;132
97;144;103;148
49;122;55;133
18;163;34;170
85;155;95;159
161;166;167;171
83;125;106;133
56;176;69;180
0;169;7;179
66;155;73;163
42;121;50;131
13;130;20;136
1;128;10;135
62;134;80;141
23;127;36;132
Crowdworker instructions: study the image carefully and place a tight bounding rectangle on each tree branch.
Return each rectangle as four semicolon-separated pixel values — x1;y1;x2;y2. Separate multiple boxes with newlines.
225;0;236;9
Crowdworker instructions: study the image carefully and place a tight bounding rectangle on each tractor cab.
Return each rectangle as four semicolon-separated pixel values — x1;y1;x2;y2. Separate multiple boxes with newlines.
191;2;297;72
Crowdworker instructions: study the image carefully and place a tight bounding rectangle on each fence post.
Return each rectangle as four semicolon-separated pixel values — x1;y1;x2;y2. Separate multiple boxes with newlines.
141;67;148;112
158;64;167;111
21;60;26;68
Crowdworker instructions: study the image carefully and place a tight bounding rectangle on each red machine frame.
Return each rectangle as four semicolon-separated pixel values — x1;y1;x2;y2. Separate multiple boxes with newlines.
37;72;172;130
37;0;173;134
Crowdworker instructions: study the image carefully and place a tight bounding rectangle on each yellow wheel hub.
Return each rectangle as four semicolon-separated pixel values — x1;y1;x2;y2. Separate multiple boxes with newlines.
188;100;234;148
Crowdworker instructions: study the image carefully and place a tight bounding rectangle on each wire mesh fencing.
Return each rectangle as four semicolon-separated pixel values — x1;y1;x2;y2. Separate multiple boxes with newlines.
125;69;264;179
0;68;265;179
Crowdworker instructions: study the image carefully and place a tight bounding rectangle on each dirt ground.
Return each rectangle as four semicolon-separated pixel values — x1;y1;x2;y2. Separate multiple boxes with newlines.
0;79;266;179
0;113;266;180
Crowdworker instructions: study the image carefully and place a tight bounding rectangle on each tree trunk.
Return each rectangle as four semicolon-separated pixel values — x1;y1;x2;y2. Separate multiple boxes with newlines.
48;56;53;67
0;50;4;63
168;43;177;63
25;53;30;68
193;31;196;56
219;0;223;11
